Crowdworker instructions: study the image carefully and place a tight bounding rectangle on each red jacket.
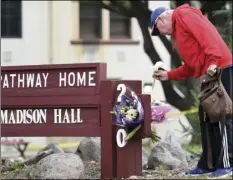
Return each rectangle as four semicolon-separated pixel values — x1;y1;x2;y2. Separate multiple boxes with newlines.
168;4;232;80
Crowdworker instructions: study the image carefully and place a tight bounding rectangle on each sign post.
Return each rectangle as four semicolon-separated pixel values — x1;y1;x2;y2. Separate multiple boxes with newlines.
1;63;151;179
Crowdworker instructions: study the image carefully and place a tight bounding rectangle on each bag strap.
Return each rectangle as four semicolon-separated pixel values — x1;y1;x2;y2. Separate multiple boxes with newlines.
216;68;222;81
215;114;226;168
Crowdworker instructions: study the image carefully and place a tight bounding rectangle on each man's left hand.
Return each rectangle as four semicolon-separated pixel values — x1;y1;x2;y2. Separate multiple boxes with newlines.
207;64;217;76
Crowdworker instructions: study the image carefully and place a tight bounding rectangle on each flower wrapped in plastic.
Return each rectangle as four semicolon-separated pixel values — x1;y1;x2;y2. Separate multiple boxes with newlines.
110;84;146;143
151;100;172;123
112;85;144;129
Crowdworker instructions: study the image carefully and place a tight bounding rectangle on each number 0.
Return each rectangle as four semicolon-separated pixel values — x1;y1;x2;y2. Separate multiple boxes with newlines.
116;129;127;148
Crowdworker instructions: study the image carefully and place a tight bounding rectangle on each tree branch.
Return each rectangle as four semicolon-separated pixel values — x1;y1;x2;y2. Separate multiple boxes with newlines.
130;1;150;18
99;1;123;15
98;0;134;18
111;1;134;17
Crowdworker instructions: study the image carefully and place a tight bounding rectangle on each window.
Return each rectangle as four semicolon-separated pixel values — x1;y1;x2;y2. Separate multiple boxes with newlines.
1;0;22;38
110;12;131;39
79;2;102;39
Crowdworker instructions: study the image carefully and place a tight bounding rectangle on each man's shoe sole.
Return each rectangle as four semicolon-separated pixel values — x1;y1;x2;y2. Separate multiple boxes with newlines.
207;171;232;179
182;172;213;177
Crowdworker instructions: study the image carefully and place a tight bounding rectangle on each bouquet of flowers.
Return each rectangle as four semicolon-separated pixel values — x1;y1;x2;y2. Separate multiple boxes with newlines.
112;86;143;129
111;84;160;143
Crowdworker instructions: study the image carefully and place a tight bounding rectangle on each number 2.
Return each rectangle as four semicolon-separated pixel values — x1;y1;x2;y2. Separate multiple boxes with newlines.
117;84;126;102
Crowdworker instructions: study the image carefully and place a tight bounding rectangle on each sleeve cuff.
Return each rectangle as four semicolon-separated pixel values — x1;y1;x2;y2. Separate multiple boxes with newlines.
167;71;175;80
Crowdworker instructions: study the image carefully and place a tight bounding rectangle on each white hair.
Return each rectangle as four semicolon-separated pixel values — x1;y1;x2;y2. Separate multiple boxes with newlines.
160;9;173;18
155;9;173;23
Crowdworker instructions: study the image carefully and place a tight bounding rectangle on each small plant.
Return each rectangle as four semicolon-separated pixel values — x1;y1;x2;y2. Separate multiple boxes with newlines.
182;144;202;155
10;161;24;171
157;164;169;176
1;161;24;173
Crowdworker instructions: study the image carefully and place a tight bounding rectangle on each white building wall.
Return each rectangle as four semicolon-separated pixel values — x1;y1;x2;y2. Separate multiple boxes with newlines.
50;1;78;64
1;1;50;66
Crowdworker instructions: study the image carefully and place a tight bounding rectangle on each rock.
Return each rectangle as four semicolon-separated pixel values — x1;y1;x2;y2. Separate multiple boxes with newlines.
1;157;14;172
28;153;84;179
147;141;189;170
1;157;14;167
91;137;101;145
24;143;64;166
83;161;100;179
142;147;149;169
187;154;199;167
164;131;200;166
165;130;182;149
75;137;100;162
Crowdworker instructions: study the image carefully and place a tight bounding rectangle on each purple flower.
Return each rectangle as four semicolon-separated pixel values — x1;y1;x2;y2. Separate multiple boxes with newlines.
151;106;172;123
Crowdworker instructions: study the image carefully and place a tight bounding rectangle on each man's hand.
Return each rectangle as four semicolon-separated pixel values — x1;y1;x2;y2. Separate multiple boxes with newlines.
152;70;168;81
207;64;217;76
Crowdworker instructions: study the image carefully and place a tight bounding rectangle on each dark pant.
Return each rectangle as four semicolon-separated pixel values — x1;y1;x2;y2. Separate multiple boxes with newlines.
197;65;233;170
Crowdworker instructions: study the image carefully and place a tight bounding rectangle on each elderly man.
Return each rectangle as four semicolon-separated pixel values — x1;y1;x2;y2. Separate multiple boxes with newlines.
150;4;232;178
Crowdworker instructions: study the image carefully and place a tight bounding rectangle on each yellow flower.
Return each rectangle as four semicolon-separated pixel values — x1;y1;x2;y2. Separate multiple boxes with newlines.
125;109;138;120
119;106;129;115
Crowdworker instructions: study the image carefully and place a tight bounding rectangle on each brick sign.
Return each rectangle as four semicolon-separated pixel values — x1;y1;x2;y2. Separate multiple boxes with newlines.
1;63;151;179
